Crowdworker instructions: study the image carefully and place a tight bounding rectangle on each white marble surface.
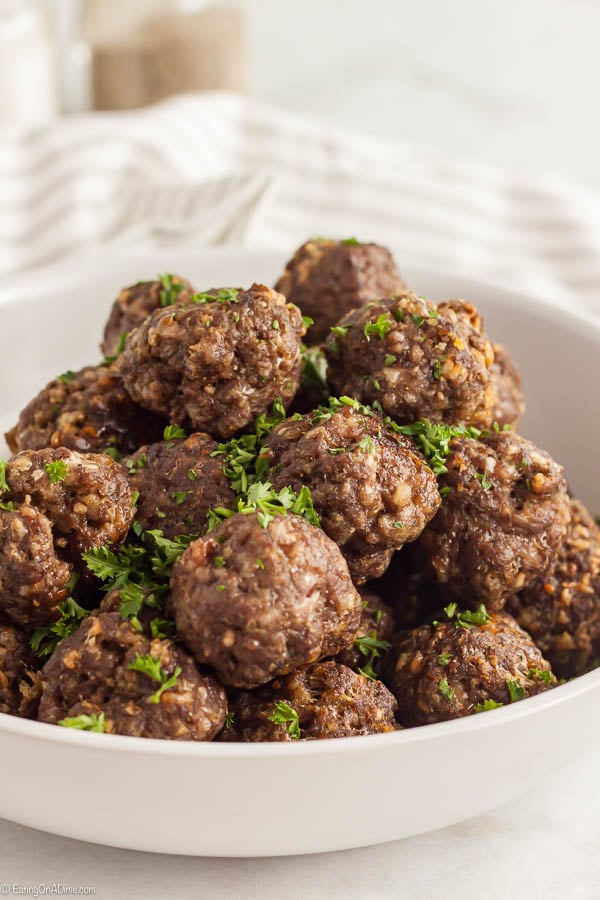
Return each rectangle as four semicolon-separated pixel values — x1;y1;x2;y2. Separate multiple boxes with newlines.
1;749;598;898
2;1;600;895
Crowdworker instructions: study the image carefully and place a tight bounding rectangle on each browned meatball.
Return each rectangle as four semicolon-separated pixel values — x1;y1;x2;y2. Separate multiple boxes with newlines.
6;365;164;457
415;432;570;608
0;500;72;627
6;448;134;556
170;512;362;689
490;343;525;428
0;616;41;717
125;432;234;539
101;275;194;357
387;610;555;727
263;405;440;584
117;284;304;439
325;294;495;428
38;611;227;740
336;591;396;673
275;238;405;344
507;499;600;679
221;661;397;742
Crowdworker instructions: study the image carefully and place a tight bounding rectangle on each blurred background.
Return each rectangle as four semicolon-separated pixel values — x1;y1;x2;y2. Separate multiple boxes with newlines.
3;0;600;186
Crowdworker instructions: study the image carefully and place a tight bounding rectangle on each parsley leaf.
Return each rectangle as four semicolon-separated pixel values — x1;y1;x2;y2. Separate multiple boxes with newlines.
438;678;455;701
396;420;482;476
342;236;361;246
224;710;235;729
128;653;182;703
44;460;68;484
58;713;105;732
475;699;503;713
269;701;301;739
354;631;391;681
364;313;392;341
58;370;77;384
30;592;88;658
527;667;553;685
158;273;186;307
476;472;492;490
191;288;239;305
0;461;8;494
331;325;350;337
163;424;187;442
437;652;453;667
506;680;525;702
101;331;128;366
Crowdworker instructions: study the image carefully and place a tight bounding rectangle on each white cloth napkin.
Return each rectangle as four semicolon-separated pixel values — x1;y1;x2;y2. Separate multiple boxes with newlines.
1;91;599;311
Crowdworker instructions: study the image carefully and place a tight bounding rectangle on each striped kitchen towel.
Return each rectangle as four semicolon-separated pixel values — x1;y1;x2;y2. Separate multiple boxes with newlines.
1;91;599;308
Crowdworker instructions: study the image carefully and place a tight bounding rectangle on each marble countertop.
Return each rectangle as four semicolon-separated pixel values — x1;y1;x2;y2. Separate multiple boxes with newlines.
2;749;598;898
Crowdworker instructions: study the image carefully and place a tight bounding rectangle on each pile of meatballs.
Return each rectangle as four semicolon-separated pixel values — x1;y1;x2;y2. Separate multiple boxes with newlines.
0;237;598;743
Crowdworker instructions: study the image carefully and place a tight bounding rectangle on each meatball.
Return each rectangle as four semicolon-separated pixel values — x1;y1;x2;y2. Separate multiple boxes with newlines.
415;432;570;608
38;611;227;740
387;610;555;727
275;238;405;344
490;343;525;428
221;661;397;742
263;405;440;584
336;591;396;673
170;511;362;689
0;500;72;627
6;365;164;457
125;432;234;539
0;616;41;717
325;294;495;428
507;500;600;679
6;448;134;556
117;284;304;439
101;275;194;357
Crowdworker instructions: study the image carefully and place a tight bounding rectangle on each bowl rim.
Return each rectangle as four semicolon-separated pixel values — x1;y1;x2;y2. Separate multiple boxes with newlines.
1;248;599;759
1;668;598;757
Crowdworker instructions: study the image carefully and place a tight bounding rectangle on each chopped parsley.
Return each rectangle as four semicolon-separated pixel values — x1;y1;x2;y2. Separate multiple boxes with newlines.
0;461;8;494
208;481;319;531
506;680;525;703
83;529;196;629
101;331;127;366
126;454;147;474
191;288;239;305
172;490;192;505
256;558;265;569
331;325;351;337
272;319;280;330
410;313;425;327
384;354;397;366
364;314;392;341
393;521;404;529
214;556;226;567
359;435;375;455
438;678;455;701
528;667;553;685
395;420;482;476
433;360;442;380
58;713;105;733
159;273;187;307
475;699;503;714
128;653;182;703
58;370;77;384
354;631;391;681
436;602;491;629
269;701;301;739
163;424;187;443
437;652;453;667
302;315;315;329
188;468;197;482
150;617;176;640
224;710;235;729
342;236;362;246
476;472;492;490
45;459;68;484
30;581;88;658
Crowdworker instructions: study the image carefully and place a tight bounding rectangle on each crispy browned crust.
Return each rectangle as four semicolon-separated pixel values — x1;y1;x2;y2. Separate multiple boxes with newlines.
221;661;398;741
125;432;234;539
117;284;305;439
386;611;555;727
264;406;440;585
507;499;600;678
414;432;570;608
171;512;362;689
325;294;495;428
38;611;227;740
275;239;405;343
102;277;194;357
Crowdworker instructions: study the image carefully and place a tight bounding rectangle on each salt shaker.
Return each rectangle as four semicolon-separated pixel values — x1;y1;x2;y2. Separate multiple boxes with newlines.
0;0;58;124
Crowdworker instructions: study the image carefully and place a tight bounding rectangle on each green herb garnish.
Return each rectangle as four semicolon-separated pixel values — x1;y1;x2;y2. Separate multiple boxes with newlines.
58;713;105;732
269;701;301;739
128;653;182;704
45;460;68;484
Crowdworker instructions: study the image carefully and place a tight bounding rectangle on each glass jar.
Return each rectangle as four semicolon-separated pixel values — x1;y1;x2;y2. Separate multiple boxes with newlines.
83;0;246;111
0;0;58;124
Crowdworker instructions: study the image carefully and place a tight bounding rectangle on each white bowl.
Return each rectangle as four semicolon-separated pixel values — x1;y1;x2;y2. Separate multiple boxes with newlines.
0;248;598;857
